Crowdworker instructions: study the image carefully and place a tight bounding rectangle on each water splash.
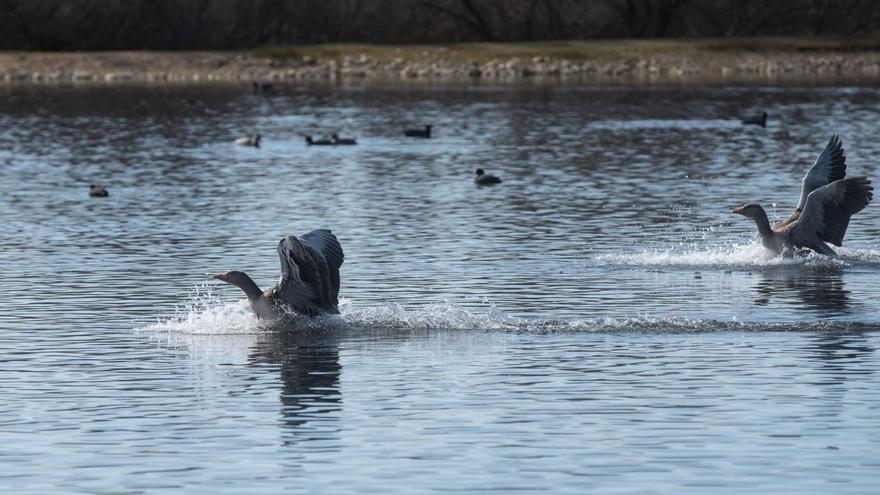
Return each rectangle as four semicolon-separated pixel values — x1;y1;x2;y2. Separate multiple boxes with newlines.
139;282;264;335
591;241;867;269
138;284;873;336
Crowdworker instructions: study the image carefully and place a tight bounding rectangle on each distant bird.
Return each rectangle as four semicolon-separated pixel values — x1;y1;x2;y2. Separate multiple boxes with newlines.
235;134;261;147
252;81;274;94
731;134;873;256
214;229;344;321
742;112;768;127
306;136;333;146
89;184;109;197
404;124;432;138
331;134;357;145
474;168;502;186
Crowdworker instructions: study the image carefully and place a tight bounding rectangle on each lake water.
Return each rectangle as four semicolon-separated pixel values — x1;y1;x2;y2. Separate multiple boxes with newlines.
1;83;879;493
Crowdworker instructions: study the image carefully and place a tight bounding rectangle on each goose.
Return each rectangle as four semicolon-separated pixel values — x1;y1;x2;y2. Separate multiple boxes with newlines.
214;229;344;321
732;134;873;256
305;136;333;146
743;112;768;127
235;134;261;147
89;184;109;197
404;125;432;138
474;168;502;186
330;134;357;145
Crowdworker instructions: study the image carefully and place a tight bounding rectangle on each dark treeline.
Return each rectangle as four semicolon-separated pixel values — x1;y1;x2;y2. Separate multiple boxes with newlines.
2;0;880;50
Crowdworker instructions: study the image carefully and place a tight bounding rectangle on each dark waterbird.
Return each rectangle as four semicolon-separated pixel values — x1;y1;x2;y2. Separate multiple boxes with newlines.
331;134;357;145
474;168;502;186
88;184;108;197
305;136;333;146
235;134;261;147
731;134;873;256
214;229;344;321
742;112;768;127
252;81;274;94
404;125;432;138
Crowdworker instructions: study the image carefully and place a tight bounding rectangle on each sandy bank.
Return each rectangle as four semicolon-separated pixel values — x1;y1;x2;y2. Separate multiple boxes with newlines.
3;38;880;85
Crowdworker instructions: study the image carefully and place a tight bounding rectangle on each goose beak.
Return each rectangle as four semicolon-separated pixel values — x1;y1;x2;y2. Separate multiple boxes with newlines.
731;206;746;215
213;272;227;282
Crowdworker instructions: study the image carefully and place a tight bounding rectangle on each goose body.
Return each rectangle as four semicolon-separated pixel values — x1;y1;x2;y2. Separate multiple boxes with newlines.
404;125;432;138
235;134;261;147
474;168;502;186
732;135;873;256
214;229;344;321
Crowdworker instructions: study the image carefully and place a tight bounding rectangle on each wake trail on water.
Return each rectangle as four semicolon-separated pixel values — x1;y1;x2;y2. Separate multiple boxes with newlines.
591;240;880;269
138;282;875;336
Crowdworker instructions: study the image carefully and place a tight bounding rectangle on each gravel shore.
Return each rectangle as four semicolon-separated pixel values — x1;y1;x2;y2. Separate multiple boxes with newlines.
3;39;880;85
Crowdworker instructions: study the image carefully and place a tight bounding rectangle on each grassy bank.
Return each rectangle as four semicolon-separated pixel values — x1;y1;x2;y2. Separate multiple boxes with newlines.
3;38;880;85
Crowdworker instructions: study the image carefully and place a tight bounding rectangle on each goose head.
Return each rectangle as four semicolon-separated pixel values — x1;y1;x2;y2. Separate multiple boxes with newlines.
731;203;764;219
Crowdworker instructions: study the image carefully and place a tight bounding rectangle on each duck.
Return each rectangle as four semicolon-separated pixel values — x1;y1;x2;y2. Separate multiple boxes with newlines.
404;125;432;138
330;134;357;145
252;81;274;94
305;136;333;146
89;184;109;197
214;229;344;321
235;134;261;147
474;168;502;186
742;112;768;127
732;134;873;256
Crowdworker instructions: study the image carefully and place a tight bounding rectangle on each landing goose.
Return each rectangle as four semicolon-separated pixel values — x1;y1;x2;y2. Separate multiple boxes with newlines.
404;125;432;138
214;229;344;320
732;134;873;256
236;134;261;147
474;168;502;185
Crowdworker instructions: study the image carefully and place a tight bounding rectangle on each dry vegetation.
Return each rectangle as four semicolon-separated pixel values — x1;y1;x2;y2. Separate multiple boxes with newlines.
3;38;880;85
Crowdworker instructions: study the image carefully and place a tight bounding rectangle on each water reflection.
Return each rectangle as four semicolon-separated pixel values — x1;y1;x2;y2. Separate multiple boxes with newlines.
248;331;342;448
803;333;875;423
754;269;851;315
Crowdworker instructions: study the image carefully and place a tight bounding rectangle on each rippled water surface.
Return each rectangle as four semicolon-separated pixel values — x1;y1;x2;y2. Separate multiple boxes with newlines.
1;83;880;493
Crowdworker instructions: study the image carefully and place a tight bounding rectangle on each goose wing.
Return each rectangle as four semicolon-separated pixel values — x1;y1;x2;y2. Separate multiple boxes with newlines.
274;230;344;315
774;134;847;230
790;176;872;248
299;229;344;305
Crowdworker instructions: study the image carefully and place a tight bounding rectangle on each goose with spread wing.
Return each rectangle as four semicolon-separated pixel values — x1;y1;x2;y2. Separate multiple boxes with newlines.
214;229;344;320
732;134;873;256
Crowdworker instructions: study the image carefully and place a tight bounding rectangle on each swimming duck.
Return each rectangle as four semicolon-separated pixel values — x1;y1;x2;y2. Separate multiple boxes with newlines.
306;136;333;146
732;134;873;256
89;184;109;197
235;134;261;147
331;134;357;145
742;112;768;127
404;125;432;138
474;168;502;186
214;229;344;321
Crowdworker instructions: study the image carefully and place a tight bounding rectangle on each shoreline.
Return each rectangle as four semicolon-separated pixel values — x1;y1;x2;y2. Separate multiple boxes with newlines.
3;38;880;86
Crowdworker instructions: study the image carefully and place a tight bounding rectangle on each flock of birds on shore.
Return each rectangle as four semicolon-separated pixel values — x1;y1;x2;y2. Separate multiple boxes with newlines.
84;90;873;324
